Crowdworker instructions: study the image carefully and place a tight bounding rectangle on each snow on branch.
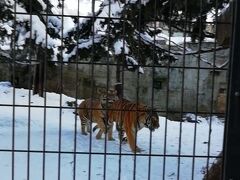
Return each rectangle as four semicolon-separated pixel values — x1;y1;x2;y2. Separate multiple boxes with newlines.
126;55;144;74
136;30;178;60
78;35;103;49
114;39;130;55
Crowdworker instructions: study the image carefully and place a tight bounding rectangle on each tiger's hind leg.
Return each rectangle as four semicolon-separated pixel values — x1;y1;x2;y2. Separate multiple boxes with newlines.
96;128;104;139
87;121;91;133
94;121;105;140
80;117;88;136
94;122;106;140
93;125;103;139
94;116;115;141
95;123;115;141
81;124;88;135
107;123;115;141
121;136;128;144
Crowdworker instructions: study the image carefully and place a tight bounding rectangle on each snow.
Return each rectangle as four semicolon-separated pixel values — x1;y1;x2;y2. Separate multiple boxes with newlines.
0;37;11;50
126;0;150;4
206;9;215;23
0;23;13;35
78;35;103;49
156;33;215;46
126;56;144;74
218;3;230;16
1;2;61;52
0;0;103;58
114;39;130;55
49;0;102;16
61;17;75;37
0;82;224;180
94;0;123;35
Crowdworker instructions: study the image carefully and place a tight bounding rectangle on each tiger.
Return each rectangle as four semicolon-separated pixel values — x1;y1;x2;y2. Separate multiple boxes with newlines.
94;99;160;153
77;98;114;140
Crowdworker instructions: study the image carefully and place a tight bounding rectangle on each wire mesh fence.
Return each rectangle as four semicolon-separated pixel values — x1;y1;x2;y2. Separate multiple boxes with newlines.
0;0;239;179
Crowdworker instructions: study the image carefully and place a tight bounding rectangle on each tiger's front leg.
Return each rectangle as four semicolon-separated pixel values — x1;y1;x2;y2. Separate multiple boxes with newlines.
125;125;141;153
118;128;127;144
116;121;126;143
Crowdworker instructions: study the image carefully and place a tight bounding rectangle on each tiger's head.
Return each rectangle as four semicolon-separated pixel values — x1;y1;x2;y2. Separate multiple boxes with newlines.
144;109;160;131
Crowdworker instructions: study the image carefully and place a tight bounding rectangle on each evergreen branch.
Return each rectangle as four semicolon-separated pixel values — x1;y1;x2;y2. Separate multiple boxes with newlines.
137;30;229;67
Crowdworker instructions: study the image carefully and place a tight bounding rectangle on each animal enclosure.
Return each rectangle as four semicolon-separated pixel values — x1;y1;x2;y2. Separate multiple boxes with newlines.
0;0;240;180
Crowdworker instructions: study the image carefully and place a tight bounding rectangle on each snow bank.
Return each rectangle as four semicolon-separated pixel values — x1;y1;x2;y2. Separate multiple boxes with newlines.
0;82;224;180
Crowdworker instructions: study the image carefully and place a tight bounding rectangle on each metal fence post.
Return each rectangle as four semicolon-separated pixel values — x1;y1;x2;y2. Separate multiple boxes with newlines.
223;0;240;179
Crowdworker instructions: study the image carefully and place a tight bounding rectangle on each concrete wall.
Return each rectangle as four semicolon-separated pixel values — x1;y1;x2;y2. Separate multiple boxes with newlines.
0;43;229;116
0;63;11;82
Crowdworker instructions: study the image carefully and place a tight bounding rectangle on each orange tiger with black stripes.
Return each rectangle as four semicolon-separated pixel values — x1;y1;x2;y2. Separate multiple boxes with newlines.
77;98;114;141
95;99;160;153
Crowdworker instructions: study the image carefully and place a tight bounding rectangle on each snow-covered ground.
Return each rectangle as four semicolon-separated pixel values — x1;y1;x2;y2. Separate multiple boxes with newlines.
0;82;224;180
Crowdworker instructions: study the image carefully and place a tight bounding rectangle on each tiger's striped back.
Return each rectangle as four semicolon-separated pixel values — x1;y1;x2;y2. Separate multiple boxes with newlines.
107;99;160;152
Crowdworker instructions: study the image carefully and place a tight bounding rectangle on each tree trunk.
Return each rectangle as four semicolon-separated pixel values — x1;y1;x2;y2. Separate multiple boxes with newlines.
115;56;123;99
33;48;45;97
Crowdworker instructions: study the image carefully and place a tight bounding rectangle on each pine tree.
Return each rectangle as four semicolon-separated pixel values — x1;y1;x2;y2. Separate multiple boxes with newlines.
0;0;229;95
0;0;62;96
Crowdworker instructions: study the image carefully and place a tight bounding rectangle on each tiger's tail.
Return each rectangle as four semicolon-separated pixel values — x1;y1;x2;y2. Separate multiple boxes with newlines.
92;125;99;132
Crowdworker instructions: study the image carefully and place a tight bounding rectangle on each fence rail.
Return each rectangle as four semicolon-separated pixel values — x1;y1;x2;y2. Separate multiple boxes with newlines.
223;0;240;179
0;0;239;179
